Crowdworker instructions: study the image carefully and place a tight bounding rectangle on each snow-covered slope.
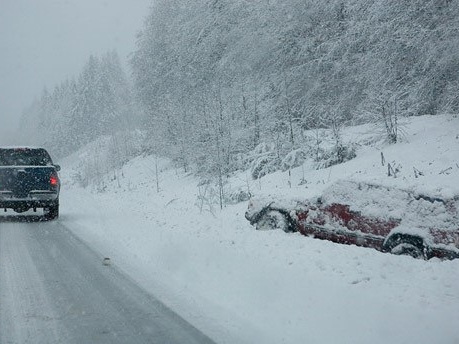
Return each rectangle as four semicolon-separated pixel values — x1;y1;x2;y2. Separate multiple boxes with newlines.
60;114;459;344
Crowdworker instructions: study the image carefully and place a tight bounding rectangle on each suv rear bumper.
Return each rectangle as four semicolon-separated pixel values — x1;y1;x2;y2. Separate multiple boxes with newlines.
0;191;59;209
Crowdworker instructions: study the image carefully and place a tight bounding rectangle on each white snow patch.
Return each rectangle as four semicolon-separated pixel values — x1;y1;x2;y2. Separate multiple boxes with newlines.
59;114;459;344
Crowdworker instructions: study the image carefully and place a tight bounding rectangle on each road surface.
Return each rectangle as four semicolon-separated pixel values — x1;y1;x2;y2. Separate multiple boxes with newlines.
0;216;216;344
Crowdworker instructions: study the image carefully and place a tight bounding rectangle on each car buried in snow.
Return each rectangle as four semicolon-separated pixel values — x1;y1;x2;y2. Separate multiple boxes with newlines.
245;180;459;260
0;147;61;220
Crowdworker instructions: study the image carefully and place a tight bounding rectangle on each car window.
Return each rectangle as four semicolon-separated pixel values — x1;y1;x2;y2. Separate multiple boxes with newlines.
0;149;52;166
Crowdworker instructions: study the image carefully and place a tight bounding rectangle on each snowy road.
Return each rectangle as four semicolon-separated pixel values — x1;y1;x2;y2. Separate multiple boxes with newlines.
0;217;216;344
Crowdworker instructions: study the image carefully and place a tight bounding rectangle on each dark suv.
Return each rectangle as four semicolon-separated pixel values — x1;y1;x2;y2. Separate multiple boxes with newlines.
0;147;60;220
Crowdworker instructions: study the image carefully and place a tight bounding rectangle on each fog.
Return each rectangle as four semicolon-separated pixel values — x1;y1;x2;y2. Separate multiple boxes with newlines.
0;0;151;144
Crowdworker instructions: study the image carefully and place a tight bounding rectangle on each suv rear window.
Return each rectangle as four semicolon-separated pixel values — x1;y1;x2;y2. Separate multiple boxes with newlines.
0;148;52;166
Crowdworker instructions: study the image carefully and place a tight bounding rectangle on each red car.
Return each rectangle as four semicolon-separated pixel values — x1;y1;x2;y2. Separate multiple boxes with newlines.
245;180;459;260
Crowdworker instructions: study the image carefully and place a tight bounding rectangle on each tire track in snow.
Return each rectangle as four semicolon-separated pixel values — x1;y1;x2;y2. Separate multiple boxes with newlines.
0;217;216;344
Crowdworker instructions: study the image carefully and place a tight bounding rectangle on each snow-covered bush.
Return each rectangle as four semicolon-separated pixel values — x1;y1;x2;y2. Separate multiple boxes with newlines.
246;143;280;180
250;155;280;180
225;188;251;205
315;144;357;169
280;149;306;171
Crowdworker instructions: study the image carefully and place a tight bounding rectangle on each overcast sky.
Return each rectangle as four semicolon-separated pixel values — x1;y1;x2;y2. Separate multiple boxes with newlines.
0;0;152;144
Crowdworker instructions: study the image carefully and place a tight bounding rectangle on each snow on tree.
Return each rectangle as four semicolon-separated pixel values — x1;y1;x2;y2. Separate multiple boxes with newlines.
18;0;459;191
19;51;137;158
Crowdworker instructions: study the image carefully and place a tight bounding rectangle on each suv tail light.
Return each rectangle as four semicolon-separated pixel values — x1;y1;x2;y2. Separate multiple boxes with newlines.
50;174;59;186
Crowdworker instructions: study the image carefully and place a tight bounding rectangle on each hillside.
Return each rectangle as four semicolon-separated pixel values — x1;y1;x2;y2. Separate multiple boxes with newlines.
60;114;459;344
18;1;459;185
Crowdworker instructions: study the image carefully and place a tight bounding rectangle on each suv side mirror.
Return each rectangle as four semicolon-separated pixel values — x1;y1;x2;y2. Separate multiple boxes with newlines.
54;164;61;172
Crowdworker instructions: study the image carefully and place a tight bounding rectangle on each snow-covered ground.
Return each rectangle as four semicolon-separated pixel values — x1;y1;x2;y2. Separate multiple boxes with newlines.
60;114;459;344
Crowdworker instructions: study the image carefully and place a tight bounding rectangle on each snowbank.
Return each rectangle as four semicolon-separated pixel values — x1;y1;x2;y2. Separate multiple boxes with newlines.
60;114;459;344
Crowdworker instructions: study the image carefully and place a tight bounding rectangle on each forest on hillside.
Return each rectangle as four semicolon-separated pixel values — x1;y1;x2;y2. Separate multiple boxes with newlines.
19;51;138;158
20;0;459;182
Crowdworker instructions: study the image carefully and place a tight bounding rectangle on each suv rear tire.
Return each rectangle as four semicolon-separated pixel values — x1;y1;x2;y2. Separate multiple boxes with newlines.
44;200;59;221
